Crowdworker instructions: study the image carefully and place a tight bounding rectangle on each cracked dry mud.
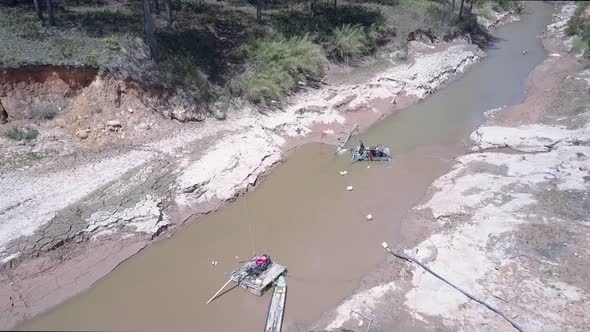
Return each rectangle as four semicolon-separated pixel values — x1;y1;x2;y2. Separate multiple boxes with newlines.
0;19;489;329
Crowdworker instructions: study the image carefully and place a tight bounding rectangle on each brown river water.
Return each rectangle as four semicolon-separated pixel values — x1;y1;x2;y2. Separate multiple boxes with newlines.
19;2;553;331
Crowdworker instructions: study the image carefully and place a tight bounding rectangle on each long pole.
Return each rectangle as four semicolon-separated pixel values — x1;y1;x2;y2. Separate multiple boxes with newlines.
206;278;233;304
249;222;256;256
238;259;254;263
381;242;524;332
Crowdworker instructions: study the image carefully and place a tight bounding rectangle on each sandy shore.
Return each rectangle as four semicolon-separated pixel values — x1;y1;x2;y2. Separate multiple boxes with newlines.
0;8;518;330
316;3;590;331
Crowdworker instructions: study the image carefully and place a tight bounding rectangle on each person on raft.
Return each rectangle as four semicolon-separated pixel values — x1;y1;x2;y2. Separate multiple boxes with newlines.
252;254;272;275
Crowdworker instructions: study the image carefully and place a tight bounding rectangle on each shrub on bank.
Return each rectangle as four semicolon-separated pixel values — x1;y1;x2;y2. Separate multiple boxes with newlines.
2;126;39;141
567;3;590;37
156;55;211;102
237;35;327;103
567;3;590;59
475;0;519;12
327;24;369;62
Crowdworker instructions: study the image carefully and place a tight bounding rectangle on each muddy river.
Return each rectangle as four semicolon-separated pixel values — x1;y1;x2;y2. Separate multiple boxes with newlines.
19;3;553;331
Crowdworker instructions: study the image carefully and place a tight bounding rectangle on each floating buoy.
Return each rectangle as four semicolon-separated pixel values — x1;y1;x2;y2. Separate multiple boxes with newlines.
366;214;373;221
340;170;348;176
346;186;353;191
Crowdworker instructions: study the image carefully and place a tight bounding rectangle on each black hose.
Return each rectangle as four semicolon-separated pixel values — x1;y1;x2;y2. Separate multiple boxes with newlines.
384;247;524;332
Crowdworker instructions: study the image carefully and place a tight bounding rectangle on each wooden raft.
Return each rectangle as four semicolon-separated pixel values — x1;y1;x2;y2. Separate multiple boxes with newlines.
230;263;287;296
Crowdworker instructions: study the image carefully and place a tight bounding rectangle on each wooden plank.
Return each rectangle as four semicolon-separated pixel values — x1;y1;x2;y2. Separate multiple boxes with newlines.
205;278;233;304
259;264;285;287
230;263;287;296
337;123;358;153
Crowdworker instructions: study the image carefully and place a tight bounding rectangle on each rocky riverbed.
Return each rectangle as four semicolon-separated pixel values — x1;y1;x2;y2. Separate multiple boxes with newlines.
316;3;590;331
0;10;511;329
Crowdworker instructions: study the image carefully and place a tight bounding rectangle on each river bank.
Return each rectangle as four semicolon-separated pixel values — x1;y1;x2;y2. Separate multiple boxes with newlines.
0;6;523;332
317;2;590;331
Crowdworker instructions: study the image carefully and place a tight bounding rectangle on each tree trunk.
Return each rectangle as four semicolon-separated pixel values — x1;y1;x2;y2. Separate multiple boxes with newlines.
441;0;447;25
142;0;157;62
333;0;336;10
164;0;173;28
154;0;160;14
309;0;316;16
469;0;474;13
0;99;8;125
256;0;262;24
459;0;465;18
46;0;54;26
451;0;455;13
32;0;45;24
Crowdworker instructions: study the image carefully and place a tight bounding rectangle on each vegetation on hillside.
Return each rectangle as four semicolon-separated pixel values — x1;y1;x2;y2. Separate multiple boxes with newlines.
474;0;520;21
2;126;40;141
0;0;486;105
566;3;590;59
474;0;519;12
236;34;327;103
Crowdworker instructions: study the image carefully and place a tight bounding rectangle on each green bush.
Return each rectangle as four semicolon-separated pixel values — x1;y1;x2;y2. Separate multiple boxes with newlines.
424;2;443;26
572;36;587;54
491;1;512;12
53;38;83;59
475;0;517;11
240;66;294;103
178;0;210;13
397;0;445;28
103;36;119;50
2;126;39;141
566;3;590;60
270;4;385;39
567;3;590;36
239;34;327;103
58;10;141;38
84;50;98;67
0;14;43;40
156;55;211;101
328;24;368;61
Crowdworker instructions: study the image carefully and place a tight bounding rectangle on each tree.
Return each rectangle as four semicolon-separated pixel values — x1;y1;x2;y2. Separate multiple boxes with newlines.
164;0;173;28
458;0;465;18
332;0;337;10
309;0;317;16
0;98;8;125
46;0;54;26
142;0;157;61
469;0;474;13
32;0;45;24
153;0;160;14
256;0;263;24
451;0;455;13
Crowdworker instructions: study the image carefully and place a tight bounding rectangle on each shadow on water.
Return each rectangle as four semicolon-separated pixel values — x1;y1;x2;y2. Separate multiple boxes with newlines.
486;36;506;49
